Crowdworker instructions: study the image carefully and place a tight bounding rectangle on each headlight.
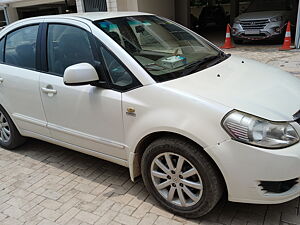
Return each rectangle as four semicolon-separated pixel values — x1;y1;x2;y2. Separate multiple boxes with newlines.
270;16;283;22
222;110;299;149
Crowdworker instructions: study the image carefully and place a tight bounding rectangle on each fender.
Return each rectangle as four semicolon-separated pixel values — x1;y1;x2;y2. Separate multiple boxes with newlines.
122;84;233;181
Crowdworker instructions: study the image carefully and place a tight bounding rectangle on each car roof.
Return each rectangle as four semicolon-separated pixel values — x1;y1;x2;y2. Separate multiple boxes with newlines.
0;12;155;38
23;12;154;22
66;12;153;21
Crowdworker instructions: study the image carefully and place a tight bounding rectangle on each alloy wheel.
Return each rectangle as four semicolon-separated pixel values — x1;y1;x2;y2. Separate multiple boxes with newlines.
0;111;10;143
150;152;203;207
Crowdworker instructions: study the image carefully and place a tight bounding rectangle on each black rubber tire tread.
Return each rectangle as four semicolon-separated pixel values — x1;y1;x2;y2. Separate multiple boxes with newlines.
0;106;26;150
141;136;224;218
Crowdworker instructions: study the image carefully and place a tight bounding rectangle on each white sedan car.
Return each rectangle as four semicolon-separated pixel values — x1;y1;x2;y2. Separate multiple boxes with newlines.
0;12;300;218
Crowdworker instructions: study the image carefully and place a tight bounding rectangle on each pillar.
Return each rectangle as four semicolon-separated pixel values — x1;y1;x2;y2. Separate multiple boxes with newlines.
175;0;190;28
230;0;239;25
295;0;300;49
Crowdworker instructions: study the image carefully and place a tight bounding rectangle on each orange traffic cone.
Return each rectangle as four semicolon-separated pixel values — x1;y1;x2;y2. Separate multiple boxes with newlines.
280;21;293;51
220;24;234;49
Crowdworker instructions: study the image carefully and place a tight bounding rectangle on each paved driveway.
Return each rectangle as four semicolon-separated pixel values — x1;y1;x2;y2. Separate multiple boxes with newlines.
0;48;299;225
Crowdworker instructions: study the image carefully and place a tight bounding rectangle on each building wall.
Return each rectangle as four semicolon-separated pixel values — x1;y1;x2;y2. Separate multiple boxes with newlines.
6;6;18;22
137;0;175;20
7;0;63;8
107;0;117;11
115;0;175;19
116;0;138;11
175;0;189;27
76;0;84;13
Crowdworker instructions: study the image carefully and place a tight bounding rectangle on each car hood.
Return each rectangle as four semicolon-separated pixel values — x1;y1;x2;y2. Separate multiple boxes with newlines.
162;56;300;121
236;11;289;20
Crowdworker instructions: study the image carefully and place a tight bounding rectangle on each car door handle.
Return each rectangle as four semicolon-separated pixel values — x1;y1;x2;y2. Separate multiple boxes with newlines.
41;87;57;94
0;78;3;84
41;86;57;97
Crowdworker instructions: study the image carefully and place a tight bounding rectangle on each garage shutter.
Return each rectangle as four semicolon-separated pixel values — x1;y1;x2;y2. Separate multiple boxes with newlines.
84;0;107;12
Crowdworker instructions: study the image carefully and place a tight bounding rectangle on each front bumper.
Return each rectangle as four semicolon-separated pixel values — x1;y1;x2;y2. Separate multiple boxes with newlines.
232;21;285;41
206;124;300;204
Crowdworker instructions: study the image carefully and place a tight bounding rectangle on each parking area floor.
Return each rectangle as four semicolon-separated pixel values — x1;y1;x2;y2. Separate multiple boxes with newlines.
0;46;300;225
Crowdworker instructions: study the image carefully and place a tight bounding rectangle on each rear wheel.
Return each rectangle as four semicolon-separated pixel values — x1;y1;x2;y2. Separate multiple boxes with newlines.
141;137;224;218
0;106;26;149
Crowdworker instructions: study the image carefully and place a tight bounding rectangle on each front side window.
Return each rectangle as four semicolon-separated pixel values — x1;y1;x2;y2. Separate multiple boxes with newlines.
101;47;136;88
47;24;95;76
96;16;226;82
5;25;39;69
0;38;4;63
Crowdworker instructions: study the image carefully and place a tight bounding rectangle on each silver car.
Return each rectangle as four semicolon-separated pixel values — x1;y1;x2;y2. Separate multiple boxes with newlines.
232;0;298;43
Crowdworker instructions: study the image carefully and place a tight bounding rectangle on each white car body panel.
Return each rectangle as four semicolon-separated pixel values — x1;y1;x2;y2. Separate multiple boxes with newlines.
39;74;127;159
0;12;300;206
122;84;231;150
163;56;300;122
43;17;91;32
0;64;49;136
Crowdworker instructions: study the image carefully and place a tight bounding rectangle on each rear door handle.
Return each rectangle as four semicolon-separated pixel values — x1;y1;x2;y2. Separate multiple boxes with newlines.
0;78;4;84
41;85;57;97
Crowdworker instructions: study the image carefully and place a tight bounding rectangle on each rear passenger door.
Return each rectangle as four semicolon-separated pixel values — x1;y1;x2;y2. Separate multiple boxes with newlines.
0;24;50;136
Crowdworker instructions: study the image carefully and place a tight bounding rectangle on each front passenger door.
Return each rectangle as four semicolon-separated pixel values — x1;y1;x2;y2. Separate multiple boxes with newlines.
39;22;127;159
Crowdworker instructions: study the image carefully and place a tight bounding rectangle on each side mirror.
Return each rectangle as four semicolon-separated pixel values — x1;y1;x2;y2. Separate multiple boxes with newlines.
63;63;99;86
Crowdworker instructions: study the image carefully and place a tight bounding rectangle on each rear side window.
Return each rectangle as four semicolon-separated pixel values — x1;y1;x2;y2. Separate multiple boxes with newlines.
5;25;39;70
47;24;95;76
0;38;4;63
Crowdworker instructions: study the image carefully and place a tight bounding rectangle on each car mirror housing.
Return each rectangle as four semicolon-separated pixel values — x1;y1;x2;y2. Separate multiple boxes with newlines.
63;63;99;86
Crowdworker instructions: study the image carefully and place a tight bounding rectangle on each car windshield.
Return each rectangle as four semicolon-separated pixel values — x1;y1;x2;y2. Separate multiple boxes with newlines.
246;0;292;12
95;15;226;82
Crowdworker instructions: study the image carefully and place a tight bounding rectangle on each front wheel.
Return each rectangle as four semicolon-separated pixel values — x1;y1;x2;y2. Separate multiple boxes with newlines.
141;137;224;218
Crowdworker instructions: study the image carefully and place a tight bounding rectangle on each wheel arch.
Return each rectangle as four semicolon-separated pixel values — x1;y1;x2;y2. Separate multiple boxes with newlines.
128;131;228;195
0;104;21;132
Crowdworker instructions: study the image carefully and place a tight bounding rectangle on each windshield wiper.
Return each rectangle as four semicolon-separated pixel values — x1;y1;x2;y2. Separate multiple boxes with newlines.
181;52;227;76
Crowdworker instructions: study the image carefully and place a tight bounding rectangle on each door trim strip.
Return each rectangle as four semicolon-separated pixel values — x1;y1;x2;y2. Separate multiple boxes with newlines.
13;113;47;127
48;123;126;149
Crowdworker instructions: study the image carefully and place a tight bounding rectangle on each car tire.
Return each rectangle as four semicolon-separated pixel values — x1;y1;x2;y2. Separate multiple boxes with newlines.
0;106;26;149
141;137;224;218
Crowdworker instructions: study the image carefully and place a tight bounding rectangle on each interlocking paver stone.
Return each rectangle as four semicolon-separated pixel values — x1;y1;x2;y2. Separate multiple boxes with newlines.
138;212;158;225
56;207;80;224
3;205;25;219
75;211;99;224
114;213;141;225
39;208;62;221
